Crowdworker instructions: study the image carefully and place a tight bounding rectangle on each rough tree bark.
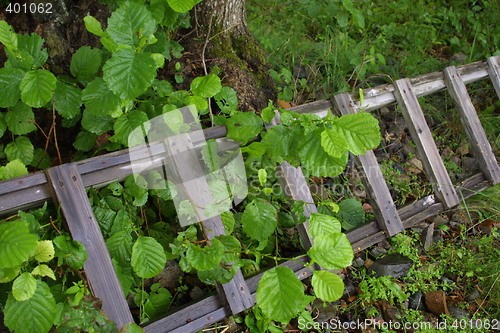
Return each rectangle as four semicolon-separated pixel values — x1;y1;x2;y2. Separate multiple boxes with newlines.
188;0;276;112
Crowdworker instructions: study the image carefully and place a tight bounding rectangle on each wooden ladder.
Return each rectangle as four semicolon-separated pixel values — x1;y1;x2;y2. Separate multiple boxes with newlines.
0;56;498;332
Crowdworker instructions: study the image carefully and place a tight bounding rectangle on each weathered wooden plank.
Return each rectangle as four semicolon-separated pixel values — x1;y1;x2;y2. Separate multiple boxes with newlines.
333;92;403;236
163;132;254;315
277;162;316;250
444;66;500;184
44;164;133;329
486;56;500;98
393;78;460;208
294;60;490;116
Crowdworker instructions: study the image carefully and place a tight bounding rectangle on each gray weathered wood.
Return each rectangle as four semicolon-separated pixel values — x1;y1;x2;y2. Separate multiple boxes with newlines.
333;92;404;236
486;56;500;98
163;132;254;315
393;78;460;208
277;162;316;250
443;66;500;184
44;164;133;329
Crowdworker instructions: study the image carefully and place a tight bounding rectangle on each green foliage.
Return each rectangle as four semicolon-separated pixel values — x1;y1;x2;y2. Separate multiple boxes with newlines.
358;275;408;306
131;236;166;278
256;266;313;323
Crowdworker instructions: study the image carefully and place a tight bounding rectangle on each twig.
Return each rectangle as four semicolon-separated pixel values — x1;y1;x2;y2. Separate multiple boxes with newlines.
52;104;62;164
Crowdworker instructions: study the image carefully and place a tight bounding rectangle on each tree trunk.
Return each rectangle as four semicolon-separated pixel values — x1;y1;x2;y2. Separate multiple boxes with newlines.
188;0;275;112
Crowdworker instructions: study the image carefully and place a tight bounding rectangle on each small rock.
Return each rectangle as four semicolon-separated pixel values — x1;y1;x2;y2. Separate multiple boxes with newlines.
343;278;357;297
223;317;240;333
368;254;413;278
407;158;424;174
153;260;184;290
425;290;449;316
451;210;469;224
352;257;365;268
189;286;205;301
463;157;478;172
433;230;444;244
448;306;469;319
456;141;470;155
420;223;435;251
431;214;449;226
409;292;426;310
313;300;339;323
364;259;375;268
451;53;467;63
370;246;387;258
465;289;481;302
382;305;400;323
450;155;461;166
441;146;454;158
402;144;417;157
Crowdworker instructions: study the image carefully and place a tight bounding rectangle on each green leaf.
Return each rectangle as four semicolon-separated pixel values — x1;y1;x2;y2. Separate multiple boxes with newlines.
0;21;18;50
190;74;222;98
131;236;166;278
111;110;150;146
320;128;348;158
107;2;157;47
106;231;132;265
5;48;33;71
256;266;308;323
214;86;238;114
299;130;348;177
186;238;224;271
0;67;24;107
258;168;267;186
19;69;56;107
124;176;149;206
70;46;103;82
226;112;263;144
337;198;365;230
242;198;278;242
0;221;37;268
82;78;121;117
53;235;88;270
33;240;55;262
5;102;36;135
30;148;51;169
17;33;48;68
53;81;82;119
167;0;195;13
81;109;114;135
308;234;353;270
262;125;292;163
83;16;104;36
73;131;97;152
311;270;344;302
332;112;380;155
144;286;171;320
0;112;6;139
261;104;276;124
12;272;37;301
0;159;28;180
5;136;34;165
4;281;56;333
221;211;235;234
31;264;56;280
0;266;21;283
103;48;158;100
308;213;342;239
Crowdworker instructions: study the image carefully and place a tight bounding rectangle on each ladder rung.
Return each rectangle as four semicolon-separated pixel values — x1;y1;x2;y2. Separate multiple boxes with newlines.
333;92;404;236
444;66;500;185
393;79;460;208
